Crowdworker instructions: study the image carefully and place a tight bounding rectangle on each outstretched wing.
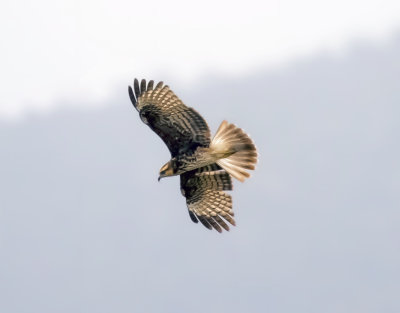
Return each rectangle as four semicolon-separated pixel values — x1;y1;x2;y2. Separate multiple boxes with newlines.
128;79;211;157
180;164;235;233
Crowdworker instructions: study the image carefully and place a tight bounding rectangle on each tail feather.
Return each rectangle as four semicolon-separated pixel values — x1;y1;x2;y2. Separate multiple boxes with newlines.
210;121;258;182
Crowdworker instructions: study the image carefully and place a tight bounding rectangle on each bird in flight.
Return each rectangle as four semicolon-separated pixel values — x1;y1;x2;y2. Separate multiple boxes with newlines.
128;79;257;232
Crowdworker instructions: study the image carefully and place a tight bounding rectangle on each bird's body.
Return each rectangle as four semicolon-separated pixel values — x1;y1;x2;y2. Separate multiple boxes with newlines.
160;146;233;177
128;79;257;232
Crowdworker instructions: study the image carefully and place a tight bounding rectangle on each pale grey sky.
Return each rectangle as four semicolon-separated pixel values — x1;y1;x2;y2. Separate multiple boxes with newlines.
1;0;400;118
1;34;399;312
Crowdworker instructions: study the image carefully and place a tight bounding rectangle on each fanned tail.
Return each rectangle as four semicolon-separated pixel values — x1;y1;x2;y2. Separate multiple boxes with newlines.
210;121;258;182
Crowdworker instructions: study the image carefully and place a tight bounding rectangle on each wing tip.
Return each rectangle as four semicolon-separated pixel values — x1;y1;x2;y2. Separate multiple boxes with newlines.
188;210;199;224
128;85;137;108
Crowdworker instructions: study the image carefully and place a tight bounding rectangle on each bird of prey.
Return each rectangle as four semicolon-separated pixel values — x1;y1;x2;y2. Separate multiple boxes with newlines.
128;79;257;232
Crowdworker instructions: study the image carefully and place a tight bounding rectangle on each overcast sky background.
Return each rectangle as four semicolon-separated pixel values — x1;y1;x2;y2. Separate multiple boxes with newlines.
2;0;400;119
1;1;400;313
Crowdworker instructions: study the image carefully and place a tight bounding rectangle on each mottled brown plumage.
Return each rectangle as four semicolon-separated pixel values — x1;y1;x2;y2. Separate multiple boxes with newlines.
129;79;210;157
181;166;235;232
128;79;257;232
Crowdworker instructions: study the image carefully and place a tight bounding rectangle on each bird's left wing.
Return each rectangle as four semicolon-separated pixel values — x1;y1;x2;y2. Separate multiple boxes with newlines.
180;164;236;232
128;79;211;157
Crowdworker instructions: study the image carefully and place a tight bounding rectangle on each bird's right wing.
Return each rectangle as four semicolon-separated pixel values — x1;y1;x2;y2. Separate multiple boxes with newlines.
180;164;235;233
128;79;211;157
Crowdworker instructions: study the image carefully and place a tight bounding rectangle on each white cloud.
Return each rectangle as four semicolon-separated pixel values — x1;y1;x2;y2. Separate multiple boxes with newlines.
1;0;400;118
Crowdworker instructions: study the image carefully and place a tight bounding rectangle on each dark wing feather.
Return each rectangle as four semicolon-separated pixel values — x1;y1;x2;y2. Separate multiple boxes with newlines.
128;79;211;157
180;165;235;233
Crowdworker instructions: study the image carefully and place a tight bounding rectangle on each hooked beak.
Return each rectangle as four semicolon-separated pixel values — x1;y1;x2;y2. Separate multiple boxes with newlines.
158;176;161;182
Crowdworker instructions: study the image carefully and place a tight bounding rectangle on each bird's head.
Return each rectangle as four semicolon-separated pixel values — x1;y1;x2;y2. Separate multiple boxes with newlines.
158;161;175;181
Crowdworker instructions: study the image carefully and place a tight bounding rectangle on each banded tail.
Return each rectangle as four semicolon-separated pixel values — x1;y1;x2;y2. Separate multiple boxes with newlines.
210;121;258;182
